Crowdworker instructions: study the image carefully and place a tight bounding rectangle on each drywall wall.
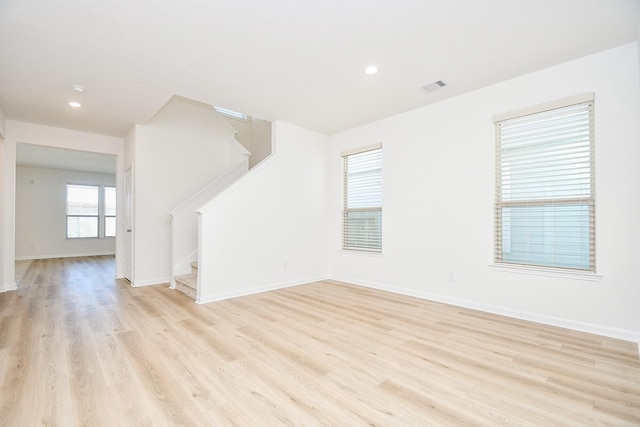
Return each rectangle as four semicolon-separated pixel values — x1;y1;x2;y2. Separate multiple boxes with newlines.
227;116;252;153
0;105;5;139
0;139;15;291
197;121;329;302
225;116;273;168
124;126;135;170
15;166;115;259
327;42;640;341
248;118;272;168
0;121;125;289
127;96;249;286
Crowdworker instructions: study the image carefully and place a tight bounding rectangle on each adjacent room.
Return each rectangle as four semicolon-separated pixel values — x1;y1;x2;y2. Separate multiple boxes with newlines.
0;0;639;425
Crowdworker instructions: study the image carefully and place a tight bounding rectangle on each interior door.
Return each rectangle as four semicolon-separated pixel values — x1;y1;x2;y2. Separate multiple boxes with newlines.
124;167;133;281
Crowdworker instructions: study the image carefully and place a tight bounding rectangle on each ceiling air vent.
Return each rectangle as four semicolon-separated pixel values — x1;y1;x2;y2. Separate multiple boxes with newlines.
422;80;446;92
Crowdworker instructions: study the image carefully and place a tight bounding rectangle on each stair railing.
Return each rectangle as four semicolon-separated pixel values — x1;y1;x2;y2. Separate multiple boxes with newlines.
169;156;249;288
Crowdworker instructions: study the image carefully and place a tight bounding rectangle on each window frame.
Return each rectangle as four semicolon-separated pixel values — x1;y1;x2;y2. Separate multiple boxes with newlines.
104;186;116;237
66;183;116;239
341;143;382;253
493;93;596;275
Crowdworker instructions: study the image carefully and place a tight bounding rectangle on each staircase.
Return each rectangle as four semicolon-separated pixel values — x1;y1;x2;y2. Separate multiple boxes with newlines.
169;159;250;303
174;262;198;299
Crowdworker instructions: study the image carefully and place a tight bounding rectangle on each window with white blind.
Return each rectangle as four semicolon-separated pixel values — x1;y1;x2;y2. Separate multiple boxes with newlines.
342;144;382;252
67;184;99;238
104;186;116;237
66;184;116;238
494;93;595;272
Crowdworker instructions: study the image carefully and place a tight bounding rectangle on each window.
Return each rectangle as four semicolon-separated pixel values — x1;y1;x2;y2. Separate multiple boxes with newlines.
214;106;247;121
66;184;99;238
104;186;116;237
66;184;116;238
342;144;382;252
494;94;595;272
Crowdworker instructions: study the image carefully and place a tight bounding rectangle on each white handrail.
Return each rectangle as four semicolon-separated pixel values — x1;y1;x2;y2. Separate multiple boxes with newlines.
170;157;249;217
170;157;249;285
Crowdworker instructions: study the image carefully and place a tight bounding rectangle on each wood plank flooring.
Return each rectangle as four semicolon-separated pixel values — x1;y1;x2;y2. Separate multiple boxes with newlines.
0;256;638;426
13;260;32;286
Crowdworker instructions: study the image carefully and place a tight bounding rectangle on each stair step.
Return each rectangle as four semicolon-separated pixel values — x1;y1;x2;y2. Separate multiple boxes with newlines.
175;273;197;299
190;262;198;274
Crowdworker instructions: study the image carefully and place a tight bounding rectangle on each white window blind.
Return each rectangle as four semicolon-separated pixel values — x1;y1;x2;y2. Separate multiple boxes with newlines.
494;95;595;271
342;144;382;252
66;184;99;238
104;186;116;237
66;184;116;239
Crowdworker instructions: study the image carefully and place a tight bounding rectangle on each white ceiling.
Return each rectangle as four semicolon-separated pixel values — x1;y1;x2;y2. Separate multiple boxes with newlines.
0;0;638;138
16;143;116;174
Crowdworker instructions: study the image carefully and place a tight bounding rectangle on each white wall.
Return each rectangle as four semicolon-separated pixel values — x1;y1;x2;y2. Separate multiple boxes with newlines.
0;105;5;289
327;42;640;341
0;138;15;291
228;117;252;153
0;121;124;290
15;166;115;259
127;96;249;286
0;105;6;139
248;119;272;168
226;116;272;168
197;121;329;302
124;126;135;169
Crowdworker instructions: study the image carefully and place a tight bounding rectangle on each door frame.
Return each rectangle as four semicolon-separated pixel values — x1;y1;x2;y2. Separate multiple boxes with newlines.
124;166;134;282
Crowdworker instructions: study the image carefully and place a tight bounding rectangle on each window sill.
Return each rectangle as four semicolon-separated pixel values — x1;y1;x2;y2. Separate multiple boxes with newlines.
489;263;602;281
66;236;115;240
339;249;383;258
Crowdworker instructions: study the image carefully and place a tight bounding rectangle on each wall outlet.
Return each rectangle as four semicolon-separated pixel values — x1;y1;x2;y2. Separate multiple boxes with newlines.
447;272;455;282
283;261;288;270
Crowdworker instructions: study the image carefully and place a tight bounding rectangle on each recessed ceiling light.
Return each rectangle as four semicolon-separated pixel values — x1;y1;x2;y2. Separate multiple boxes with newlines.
68;101;82;108
364;65;379;75
72;85;85;93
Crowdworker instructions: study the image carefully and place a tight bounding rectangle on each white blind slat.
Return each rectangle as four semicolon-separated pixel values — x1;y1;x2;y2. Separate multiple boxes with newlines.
343;146;382;252
495;97;595;272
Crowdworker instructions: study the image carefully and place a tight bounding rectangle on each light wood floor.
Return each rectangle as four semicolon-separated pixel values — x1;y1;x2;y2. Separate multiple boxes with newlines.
0;256;638;426
13;260;33;286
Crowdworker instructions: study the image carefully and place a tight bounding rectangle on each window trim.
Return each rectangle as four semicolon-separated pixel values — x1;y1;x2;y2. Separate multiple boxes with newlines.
341;143;382;253
493;93;594;122
489;263;602;281
493;93;596;274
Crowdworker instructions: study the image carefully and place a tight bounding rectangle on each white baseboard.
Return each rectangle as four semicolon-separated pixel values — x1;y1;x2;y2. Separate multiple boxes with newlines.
131;277;171;287
0;282;18;293
196;274;330;305
15;252;115;260
330;275;640;344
